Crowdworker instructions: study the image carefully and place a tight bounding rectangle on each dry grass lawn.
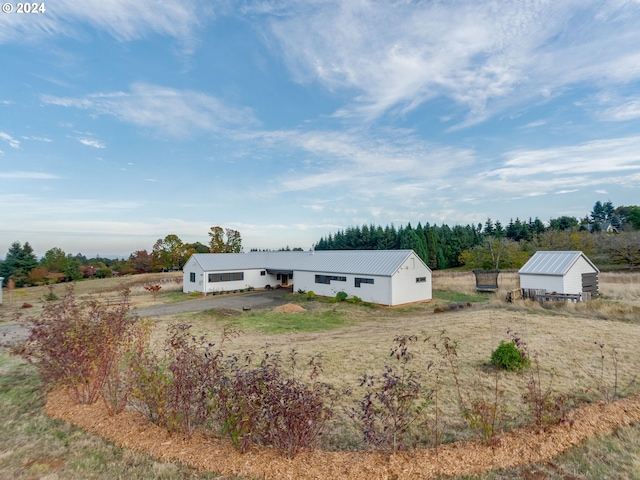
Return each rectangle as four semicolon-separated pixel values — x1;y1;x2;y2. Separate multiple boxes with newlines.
2;269;640;479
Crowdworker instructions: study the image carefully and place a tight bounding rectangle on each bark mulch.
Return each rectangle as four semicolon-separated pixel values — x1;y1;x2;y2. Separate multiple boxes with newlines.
273;303;307;313
45;391;640;480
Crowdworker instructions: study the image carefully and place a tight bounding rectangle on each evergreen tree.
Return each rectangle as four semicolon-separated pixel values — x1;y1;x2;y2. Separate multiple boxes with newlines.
591;201;605;224
425;226;439;269
0;241;38;286
483;218;495;235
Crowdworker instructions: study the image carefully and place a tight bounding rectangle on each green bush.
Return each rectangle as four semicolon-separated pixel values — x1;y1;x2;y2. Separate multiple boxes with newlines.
335;291;348;302
306;291;316;299
490;341;530;371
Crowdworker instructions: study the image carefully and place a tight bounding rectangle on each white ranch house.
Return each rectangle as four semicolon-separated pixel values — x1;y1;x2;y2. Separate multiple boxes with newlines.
183;250;432;306
518;251;599;299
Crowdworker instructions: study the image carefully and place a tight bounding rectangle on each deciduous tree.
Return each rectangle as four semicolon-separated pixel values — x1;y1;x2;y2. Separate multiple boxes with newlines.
208;227;243;253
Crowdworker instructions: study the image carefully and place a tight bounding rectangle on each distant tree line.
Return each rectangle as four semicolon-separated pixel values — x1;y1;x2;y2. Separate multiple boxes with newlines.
315;202;640;271
0;226;242;287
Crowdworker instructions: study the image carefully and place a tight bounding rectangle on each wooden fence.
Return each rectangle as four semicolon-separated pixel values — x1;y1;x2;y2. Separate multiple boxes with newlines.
506;289;592;303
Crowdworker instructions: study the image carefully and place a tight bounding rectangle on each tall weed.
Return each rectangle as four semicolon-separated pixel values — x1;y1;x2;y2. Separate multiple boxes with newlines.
349;335;432;452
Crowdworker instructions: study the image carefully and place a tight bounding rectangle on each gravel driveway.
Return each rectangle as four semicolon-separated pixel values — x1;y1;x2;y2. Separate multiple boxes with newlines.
134;289;292;317
0;291;292;347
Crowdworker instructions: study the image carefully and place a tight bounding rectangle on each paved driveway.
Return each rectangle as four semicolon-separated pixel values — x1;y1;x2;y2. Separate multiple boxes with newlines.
134;289;292;317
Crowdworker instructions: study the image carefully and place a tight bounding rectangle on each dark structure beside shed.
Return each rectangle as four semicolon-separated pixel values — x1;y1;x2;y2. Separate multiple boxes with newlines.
473;269;500;292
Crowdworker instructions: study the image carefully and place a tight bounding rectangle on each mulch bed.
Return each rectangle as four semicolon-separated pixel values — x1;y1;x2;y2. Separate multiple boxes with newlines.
46;391;640;479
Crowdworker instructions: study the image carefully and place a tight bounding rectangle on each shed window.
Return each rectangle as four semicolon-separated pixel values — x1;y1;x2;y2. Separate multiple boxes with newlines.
355;277;374;288
416;277;426;283
189;272;196;282
315;275;346;284
260;271;266;276
208;272;244;282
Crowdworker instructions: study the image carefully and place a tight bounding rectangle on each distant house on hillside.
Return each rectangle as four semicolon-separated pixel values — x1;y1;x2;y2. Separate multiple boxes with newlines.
182;250;432;306
518;251;599;299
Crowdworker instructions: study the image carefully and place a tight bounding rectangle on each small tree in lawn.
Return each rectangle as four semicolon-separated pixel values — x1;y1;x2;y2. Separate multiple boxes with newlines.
144;284;162;300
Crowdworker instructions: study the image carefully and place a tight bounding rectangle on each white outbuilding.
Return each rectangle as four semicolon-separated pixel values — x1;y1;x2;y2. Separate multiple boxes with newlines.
518;251;599;299
182;250;432;306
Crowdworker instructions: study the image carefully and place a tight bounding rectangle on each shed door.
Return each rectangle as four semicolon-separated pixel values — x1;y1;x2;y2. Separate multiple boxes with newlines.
582;273;599;299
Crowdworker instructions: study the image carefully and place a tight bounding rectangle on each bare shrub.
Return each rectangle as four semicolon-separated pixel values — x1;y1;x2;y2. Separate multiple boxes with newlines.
213;347;335;458
349;335;432;452
436;332;506;445
521;356;571;430
15;287;142;405
130;324;224;434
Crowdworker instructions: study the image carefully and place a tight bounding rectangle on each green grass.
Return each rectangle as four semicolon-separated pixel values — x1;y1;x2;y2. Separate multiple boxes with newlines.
159;290;199;303
199;307;350;333
0;352;241;480
433;289;492;303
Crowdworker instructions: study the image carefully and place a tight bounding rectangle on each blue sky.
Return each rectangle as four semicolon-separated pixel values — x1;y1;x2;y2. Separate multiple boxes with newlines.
1;1;640;258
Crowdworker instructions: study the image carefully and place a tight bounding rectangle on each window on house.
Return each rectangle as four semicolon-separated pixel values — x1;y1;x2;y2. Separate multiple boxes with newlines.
277;274;281;280
208;272;244;282
416;277;426;283
355;277;374;288
315;275;347;284
189;272;196;282
260;271;266;276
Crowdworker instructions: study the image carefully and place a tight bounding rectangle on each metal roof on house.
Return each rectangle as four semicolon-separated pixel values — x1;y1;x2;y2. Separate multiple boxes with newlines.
189;250;428;277
518;251;599;276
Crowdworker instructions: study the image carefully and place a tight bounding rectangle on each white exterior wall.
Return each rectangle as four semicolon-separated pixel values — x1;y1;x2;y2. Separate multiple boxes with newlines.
519;274;564;293
293;271;392;305
520;257;597;295
562;257;597;294
183;257;204;293
390;254;432;305
182;257;278;294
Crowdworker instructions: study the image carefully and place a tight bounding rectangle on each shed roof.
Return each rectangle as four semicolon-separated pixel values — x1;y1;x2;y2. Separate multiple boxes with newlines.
518;251;599;276
188;250;429;277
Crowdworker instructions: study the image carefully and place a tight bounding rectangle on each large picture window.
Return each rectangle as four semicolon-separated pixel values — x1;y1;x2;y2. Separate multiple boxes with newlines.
315;275;346;284
208;272;244;282
355;277;374;288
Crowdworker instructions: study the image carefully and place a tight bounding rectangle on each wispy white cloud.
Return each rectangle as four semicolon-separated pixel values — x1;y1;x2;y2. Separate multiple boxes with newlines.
521;120;547;129
0;194;140;219
42;83;258;137
77;138;106;148
600;97;640;121
476;136;640;198
0;172;60;179
0;0;212;51
256;1;640;126
240;127;477;220
0;131;20;148
21;136;53;143
489;137;640;179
